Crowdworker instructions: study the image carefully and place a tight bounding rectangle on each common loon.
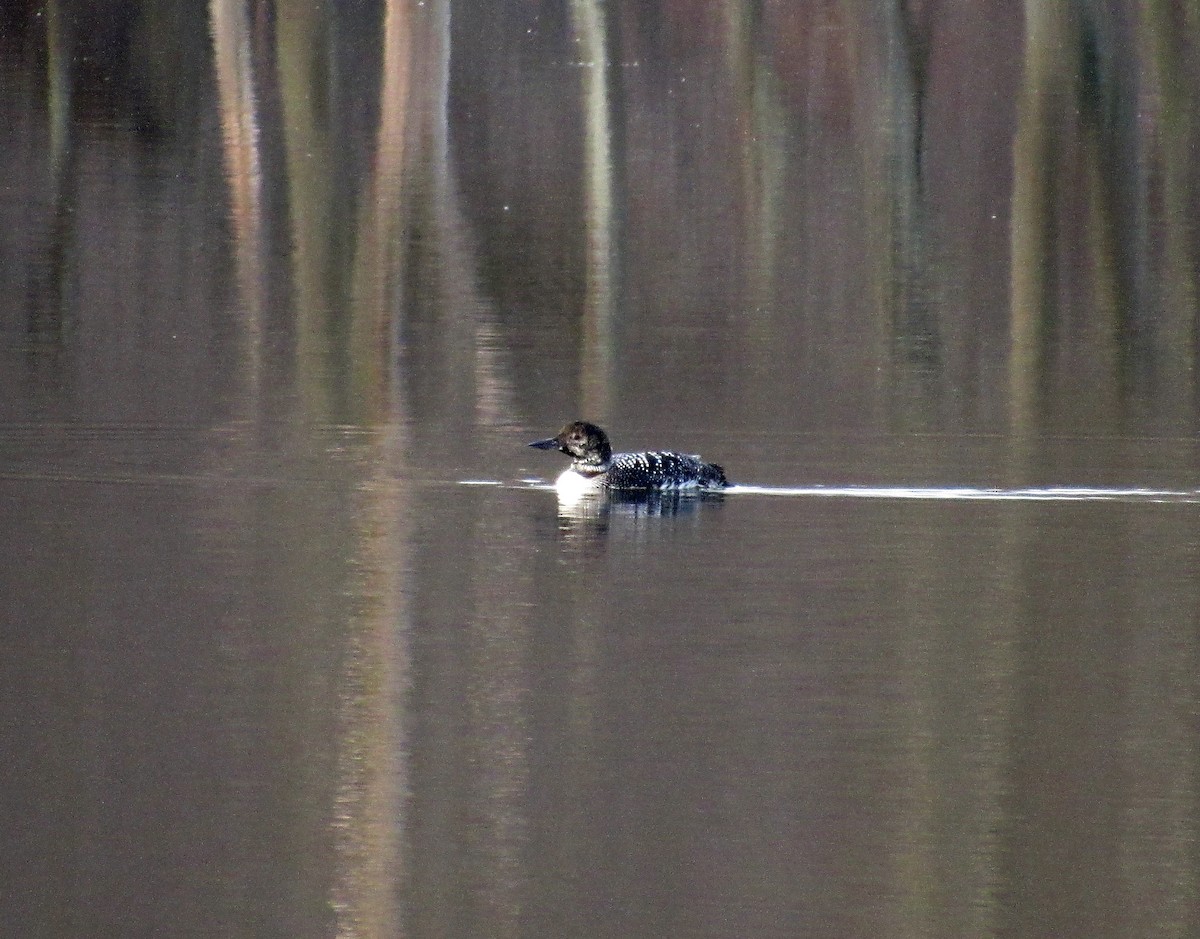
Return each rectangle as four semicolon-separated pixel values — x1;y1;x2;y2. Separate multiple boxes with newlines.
529;421;729;496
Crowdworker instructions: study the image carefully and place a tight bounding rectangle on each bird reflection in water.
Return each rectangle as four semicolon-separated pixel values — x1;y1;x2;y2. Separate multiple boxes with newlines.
552;485;726;544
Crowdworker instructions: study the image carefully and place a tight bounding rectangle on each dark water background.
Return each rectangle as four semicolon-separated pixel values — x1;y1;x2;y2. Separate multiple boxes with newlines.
3;2;1200;937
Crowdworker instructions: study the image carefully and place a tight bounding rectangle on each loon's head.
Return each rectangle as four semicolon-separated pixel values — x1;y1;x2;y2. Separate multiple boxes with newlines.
528;421;613;468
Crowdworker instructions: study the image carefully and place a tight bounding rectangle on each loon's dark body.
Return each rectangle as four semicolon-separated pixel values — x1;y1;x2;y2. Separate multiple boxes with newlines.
529;422;729;493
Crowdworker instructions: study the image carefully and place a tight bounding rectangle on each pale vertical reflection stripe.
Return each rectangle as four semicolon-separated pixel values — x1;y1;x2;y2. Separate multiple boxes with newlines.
210;0;266;413
418;0;514;429
329;1;417;937
350;0;412;415
331;466;408;939
276;0;336;417
466;515;532;939
571;0;615;421
46;0;70;178
1009;0;1070;438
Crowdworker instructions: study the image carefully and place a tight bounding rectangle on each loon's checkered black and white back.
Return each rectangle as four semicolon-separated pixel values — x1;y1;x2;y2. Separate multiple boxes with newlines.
528;421;728;493
606;450;728;490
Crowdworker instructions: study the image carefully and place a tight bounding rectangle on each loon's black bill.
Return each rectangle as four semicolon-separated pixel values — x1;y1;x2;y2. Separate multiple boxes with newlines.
528;437;560;450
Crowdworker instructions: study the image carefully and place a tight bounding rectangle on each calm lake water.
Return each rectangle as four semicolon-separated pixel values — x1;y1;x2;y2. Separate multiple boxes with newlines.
4;3;1200;937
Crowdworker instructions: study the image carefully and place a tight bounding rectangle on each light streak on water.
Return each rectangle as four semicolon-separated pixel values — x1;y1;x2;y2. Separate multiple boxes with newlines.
726;485;1200;504
465;480;1200;504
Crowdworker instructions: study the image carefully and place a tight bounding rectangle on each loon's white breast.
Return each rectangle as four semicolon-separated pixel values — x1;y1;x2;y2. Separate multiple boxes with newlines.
555;466;607;500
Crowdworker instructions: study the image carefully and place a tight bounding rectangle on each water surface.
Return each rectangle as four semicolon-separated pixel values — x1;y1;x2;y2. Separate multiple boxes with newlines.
3;3;1200;938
